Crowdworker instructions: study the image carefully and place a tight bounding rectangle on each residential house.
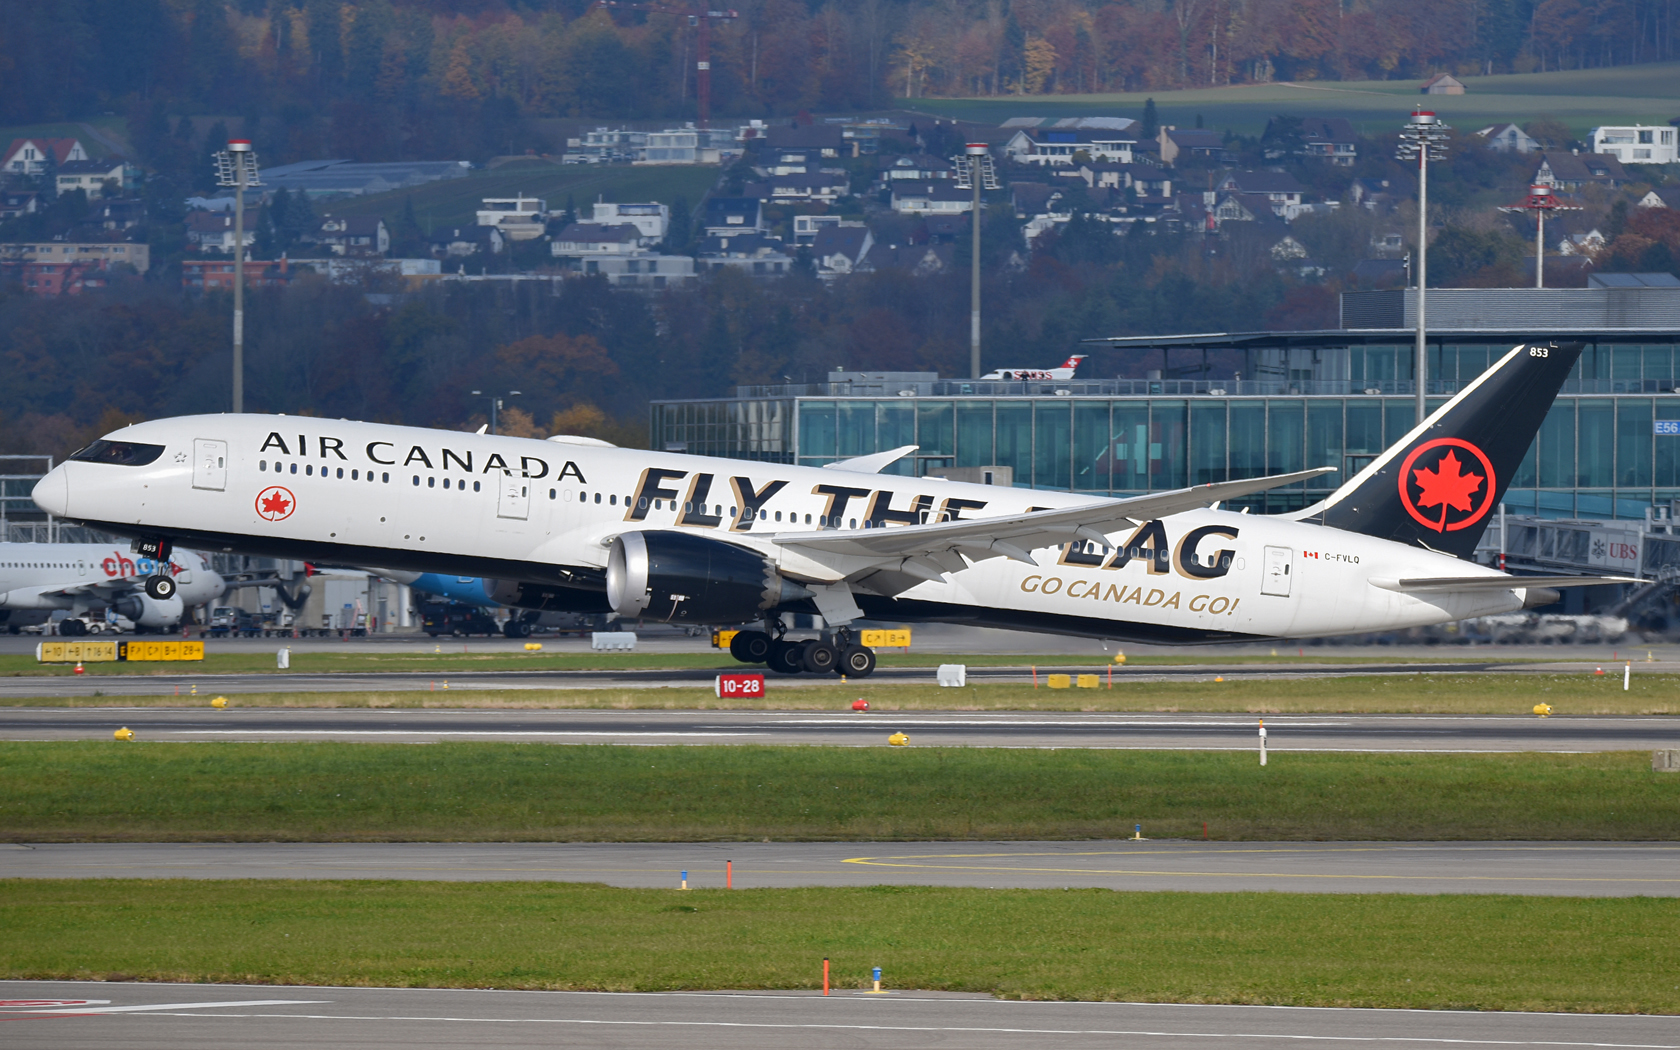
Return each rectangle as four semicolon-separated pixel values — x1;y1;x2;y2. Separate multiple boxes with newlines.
54;158;138;199
0;189;39;219
1421;73;1465;94
1269;235;1324;277
1637;186;1680;209
1534;152;1628;191
5;259;115;295
747;173;851;205
1477;124;1541;153
697;232;794;277
1264;117;1359;165
2;138;87;174
764;124;845;158
703;197;767;237
890;181;973;214
312;216;389;256
430;225;505;258
1589;125;1679;164
1157;128;1232;166
1002;126;1137;166
476;195;547;241
587;201;669;240
1370;229;1407;256
565;127;647;164
639;125;734;165
182;258;296;291
549;223;650;255
1350;177;1411;211
186;211;253;253
793;214;845;245
1215;171;1305;219
861;243;952;276
1072;162;1128;190
921;215;969;243
876;153;954;186
811;225;873;278
0;240;150;277
91;199;146;230
1010;182;1061;218
763;149;827;176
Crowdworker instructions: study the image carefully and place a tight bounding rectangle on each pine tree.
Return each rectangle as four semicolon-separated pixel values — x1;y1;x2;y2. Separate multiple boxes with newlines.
664;195;691;255
1141;98;1158;139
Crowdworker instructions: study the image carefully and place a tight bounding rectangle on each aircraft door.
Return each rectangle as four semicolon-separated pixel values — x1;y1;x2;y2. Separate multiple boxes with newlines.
1261;546;1292;597
496;473;530;521
192;439;228;491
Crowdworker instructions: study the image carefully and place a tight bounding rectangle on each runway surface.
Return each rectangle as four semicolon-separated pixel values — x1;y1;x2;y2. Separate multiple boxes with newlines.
6;840;1678;895
1;981;1673;1050
3;706;1676;750
0;661;1557;699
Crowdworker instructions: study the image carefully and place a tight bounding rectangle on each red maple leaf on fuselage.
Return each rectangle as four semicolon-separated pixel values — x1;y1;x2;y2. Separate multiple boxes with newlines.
1411;450;1483;531
260;491;292;517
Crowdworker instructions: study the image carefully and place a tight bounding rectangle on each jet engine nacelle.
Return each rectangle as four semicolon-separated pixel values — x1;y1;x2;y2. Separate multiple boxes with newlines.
606;531;811;623
115;593;185;628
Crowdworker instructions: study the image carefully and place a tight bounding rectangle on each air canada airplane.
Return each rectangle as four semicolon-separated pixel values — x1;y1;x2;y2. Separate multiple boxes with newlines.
34;341;1630;676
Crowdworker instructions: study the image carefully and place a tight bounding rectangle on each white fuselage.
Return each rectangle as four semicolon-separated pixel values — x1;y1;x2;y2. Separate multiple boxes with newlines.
34;415;1529;643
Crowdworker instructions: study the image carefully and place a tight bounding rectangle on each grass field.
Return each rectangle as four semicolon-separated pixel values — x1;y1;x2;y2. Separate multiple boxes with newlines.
2;743;1672;842
2;881;1674;1012
323;161;720;230
914;61;1680;140
7;672;1678;717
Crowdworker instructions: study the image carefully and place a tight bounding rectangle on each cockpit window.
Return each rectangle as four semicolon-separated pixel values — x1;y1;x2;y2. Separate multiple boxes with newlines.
69;440;165;466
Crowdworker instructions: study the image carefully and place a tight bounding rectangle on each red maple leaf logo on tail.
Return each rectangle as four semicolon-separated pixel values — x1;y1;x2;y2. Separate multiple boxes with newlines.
1411;450;1483;532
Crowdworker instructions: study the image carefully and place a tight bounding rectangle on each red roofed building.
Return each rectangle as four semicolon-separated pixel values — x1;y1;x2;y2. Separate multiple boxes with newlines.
2;138;89;175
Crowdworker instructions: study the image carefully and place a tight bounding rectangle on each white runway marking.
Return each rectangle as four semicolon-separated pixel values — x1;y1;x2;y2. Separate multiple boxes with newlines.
96;1010;1680;1047
13;999;327;1015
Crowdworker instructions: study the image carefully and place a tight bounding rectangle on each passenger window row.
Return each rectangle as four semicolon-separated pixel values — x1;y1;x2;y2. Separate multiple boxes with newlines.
413;476;482;492
261;460;389;483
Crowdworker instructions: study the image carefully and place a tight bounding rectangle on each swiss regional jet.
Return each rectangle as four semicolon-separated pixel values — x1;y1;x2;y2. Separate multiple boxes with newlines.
33;342;1629;676
979;353;1086;381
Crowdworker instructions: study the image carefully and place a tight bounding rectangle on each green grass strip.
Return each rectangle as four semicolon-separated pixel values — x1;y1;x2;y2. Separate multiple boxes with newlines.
3;743;1674;842
1;881;1675;1012
13;673;1679;715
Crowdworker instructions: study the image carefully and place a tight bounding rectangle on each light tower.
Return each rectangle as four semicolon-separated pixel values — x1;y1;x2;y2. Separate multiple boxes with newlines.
213;139;262;413
1397;110;1449;422
1499;183;1582;288
955;143;999;380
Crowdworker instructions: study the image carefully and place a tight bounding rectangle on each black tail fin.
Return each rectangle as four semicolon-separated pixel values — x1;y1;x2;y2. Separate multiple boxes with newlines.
1315;341;1582;559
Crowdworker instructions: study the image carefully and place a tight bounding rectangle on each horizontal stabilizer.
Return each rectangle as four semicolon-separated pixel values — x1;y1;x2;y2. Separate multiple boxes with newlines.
1372;575;1639;593
823;445;918;474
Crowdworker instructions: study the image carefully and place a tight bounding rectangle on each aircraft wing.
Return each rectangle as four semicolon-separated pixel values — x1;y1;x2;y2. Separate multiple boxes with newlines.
822;445;918;474
772;467;1333;576
1373;575;1640;592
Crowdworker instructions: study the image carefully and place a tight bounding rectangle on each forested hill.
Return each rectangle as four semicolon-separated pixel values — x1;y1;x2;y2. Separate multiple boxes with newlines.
6;0;1673;149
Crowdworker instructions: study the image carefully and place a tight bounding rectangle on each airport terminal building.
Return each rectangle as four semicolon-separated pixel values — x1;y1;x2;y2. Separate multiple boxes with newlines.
651;277;1680;524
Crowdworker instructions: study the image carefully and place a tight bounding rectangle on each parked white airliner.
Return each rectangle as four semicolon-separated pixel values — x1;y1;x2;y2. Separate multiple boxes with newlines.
32;341;1626;675
0;543;224;633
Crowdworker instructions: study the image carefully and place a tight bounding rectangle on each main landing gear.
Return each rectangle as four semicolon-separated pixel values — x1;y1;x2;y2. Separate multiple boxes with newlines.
729;625;876;678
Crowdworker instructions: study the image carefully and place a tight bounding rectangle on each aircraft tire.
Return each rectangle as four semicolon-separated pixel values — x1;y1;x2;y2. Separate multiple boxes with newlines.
801;640;839;674
766;639;805;675
144;574;177;600
729;630;772;664
502;620;528;639
836;645;876;677
59;619;85;637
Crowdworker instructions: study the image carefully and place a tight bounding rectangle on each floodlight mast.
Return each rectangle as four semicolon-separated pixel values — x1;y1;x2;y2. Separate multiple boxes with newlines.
957;143;999;380
214;140;262;413
1499;183;1583;289
1397;111;1448;423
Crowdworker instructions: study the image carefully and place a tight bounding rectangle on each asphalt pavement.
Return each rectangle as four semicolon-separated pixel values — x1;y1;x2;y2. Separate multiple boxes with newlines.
3;706;1675;750
1;982;1673;1050
5;840;1677;896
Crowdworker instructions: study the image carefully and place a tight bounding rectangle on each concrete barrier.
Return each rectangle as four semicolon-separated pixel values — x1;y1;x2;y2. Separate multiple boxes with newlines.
936;664;966;687
591;632;637;651
1654;749;1679;772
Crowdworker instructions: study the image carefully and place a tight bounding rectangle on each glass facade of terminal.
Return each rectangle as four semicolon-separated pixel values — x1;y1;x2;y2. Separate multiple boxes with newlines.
650;339;1680;520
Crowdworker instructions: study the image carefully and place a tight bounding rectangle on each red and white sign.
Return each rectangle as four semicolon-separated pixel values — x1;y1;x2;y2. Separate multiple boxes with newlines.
716;673;765;699
255;485;296;522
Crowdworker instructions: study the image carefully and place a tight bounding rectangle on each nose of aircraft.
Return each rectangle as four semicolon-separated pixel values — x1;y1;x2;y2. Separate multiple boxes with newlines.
32;466;68;517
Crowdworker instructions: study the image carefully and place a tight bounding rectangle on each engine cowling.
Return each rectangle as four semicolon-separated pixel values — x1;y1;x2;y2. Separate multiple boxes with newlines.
114;593;185;628
606;531;811;623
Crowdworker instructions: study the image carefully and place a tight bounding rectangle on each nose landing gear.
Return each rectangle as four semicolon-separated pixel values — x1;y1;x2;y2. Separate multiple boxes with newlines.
143;574;177;600
134;537;177;601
